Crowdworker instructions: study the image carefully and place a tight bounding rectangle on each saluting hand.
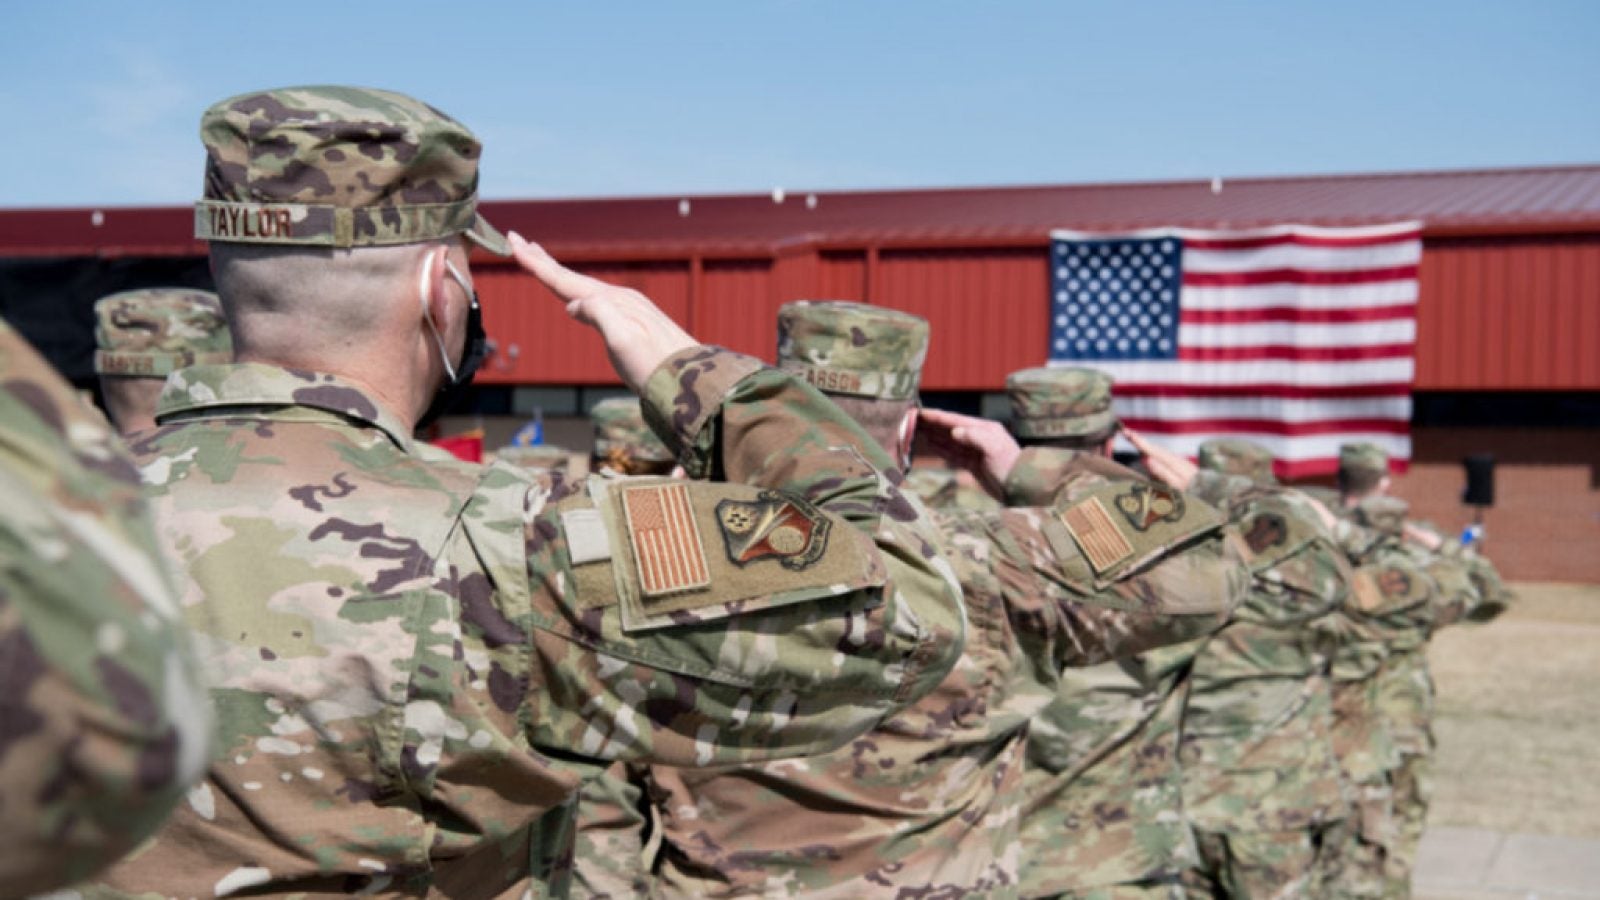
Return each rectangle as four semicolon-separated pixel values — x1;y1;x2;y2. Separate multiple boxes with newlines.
915;408;1022;501
509;232;696;393
1123;427;1198;491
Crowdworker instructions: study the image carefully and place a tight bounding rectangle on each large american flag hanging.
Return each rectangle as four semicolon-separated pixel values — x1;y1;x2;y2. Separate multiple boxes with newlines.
1048;222;1421;478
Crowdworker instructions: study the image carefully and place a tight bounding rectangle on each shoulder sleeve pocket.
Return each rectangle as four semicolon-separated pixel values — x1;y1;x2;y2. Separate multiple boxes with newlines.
544;476;891;689
1042;480;1225;590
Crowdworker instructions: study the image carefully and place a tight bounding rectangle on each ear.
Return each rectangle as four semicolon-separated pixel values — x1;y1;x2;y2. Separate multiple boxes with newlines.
418;245;451;324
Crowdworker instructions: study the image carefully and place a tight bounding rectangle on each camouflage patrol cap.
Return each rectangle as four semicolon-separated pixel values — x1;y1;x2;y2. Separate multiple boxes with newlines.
93;288;232;378
494;443;576;470
1355;495;1409;537
775;301;929;401
1005;366;1118;439
194;85;509;255
591;397;673;463
1198;438;1278;485
1339;442;1390;480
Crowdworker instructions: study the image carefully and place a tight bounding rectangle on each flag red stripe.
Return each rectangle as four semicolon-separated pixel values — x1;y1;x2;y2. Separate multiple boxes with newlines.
1182;231;1421;251
1182;265;1419;287
1112;382;1413;399
1182;303;1415;325
1177;343;1414;362
1120;417;1411;437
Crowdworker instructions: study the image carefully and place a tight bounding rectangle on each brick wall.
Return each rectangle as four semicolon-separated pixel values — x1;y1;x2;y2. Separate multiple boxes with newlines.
1385;428;1600;583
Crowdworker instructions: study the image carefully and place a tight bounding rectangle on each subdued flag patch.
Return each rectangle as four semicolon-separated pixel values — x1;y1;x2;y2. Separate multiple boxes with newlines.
622;483;711;597
1061;496;1136;573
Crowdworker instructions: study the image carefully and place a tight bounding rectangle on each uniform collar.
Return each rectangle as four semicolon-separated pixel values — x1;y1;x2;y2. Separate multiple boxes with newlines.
155;363;414;452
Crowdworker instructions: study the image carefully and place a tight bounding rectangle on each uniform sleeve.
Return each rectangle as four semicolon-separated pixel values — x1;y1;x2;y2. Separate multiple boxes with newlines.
1001;447;1085;507
505;346;964;767
0;324;211;894
945;489;1247;676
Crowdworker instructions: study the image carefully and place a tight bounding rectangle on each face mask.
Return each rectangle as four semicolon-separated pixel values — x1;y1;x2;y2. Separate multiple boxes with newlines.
417;255;489;430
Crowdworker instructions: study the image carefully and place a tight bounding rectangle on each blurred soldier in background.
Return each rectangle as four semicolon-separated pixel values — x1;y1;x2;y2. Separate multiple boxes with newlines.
491;441;580;478
0;319;211;893
590;395;676;476
1164;437;1355;898
1315;446;1440;899
612;303;1246;898
93;287;231;434
85;85;966;897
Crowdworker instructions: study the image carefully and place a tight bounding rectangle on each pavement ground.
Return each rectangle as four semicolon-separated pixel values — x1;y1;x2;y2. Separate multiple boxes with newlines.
1414;582;1600;899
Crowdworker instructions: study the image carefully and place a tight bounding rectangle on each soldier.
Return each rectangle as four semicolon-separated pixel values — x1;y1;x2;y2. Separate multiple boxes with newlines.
0;319;211;893
1313;447;1444;899
1338;443;1505;898
1163;437;1356;898
85;86;966;897
590;395;676;476
92;287;231;434
624;302;1247;897
997;367;1220;900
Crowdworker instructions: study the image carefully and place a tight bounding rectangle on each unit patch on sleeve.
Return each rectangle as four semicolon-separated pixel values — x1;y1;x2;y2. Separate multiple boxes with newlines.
621;483;711;597
1113;483;1186;532
715;490;830;571
1060;496;1136;573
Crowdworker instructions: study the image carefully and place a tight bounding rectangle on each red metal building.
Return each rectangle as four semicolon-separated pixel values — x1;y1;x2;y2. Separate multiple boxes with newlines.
1;164;1597;579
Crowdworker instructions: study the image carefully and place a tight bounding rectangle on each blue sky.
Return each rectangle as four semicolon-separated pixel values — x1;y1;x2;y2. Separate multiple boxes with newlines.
1;1;1595;207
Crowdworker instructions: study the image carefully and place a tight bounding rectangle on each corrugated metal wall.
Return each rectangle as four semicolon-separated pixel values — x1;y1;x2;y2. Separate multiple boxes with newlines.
474;234;1600;391
1415;235;1600;389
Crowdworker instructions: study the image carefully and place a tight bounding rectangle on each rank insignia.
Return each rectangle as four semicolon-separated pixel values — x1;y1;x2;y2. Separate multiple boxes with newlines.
715;490;830;571
1113;483;1186;532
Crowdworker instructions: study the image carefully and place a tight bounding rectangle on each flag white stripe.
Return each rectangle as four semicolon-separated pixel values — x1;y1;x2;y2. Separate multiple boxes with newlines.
1183;241;1421;273
1181;320;1416;348
1113;431;1412;463
1114;395;1412;423
1060;358;1416;386
1181;281;1418;311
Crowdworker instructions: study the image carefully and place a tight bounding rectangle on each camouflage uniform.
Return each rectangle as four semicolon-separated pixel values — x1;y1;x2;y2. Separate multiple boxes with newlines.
1317;484;1441;900
0;319;211;893
93;288;232;432
570;397;677;898
1380;513;1488;897
1006;368;1215;900
635;305;1249;898
85;87;966;898
1177;441;1355;899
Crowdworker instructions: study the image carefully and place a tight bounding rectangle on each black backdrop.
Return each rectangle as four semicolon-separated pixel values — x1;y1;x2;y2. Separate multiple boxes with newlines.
0;256;213;386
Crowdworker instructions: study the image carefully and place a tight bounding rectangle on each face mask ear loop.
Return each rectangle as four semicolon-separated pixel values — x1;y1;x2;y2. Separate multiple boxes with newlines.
445;260;479;311
419;251;458;382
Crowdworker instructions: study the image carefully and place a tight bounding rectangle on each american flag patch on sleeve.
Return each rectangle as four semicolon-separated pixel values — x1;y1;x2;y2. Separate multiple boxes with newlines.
1061;496;1136;573
622;484;712;597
